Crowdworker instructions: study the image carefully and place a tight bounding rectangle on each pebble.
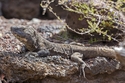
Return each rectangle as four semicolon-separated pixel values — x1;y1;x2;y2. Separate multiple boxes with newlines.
31;18;41;23
0;33;2;37
16;45;22;51
27;18;41;24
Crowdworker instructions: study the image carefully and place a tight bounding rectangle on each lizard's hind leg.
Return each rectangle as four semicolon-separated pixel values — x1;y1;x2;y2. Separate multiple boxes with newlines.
71;52;88;79
79;62;87;78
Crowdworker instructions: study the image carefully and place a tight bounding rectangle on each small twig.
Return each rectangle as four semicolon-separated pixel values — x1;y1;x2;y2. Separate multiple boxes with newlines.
47;2;120;42
40;0;55;15
96;15;101;28
48;6;93;36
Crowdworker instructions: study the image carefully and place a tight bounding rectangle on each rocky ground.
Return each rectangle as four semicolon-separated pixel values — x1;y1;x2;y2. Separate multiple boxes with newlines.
0;0;125;83
0;16;124;83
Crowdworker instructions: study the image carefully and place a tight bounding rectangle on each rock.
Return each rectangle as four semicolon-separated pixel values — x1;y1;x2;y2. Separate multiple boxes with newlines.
65;0;124;41
64;0;99;33
30;18;41;23
37;20;66;38
1;0;41;19
66;12;88;33
0;2;2;16
85;57;121;76
0;51;122;83
46;0;68;19
0;0;67;19
0;33;2;37
15;44;22;52
27;18;41;24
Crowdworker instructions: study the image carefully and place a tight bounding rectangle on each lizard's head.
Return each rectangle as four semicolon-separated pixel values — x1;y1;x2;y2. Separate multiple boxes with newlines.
11;26;38;51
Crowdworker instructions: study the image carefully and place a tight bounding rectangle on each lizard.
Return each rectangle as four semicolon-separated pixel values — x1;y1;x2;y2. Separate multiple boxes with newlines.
11;26;119;78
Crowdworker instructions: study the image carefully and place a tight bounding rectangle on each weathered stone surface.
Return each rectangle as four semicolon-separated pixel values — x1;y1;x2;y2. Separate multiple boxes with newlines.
46;0;68;19
0;52;78;82
0;51;122;83
0;2;2;16
66;12;88;32
64;0;108;30
1;0;41;19
37;19;66;38
0;0;67;19
64;0;105;38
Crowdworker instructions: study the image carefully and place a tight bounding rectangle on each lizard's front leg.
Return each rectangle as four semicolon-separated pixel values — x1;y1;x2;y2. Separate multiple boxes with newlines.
25;49;50;57
71;52;89;79
37;49;50;57
20;45;50;57
25;52;39;57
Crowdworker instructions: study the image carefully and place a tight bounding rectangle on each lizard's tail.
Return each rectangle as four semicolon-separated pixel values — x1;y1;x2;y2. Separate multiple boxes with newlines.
114;46;125;66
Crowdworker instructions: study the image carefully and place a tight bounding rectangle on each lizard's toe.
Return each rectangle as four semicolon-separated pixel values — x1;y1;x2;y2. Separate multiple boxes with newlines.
79;62;88;79
25;52;39;57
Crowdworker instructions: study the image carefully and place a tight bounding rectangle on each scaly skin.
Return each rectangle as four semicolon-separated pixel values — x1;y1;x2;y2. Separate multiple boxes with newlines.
11;26;118;78
11;26;116;59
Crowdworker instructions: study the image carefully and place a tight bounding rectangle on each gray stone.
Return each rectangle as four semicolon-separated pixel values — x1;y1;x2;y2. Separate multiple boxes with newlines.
2;0;41;19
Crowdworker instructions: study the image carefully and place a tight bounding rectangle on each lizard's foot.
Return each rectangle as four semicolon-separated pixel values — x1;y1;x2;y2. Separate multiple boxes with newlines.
79;62;91;79
25;49;50;58
79;62;85;77
37;49;50;57
71;52;90;79
25;52;39;57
